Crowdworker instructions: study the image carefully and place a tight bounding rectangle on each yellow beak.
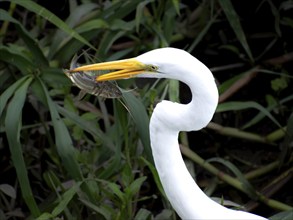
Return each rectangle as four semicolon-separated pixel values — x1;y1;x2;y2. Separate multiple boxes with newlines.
69;58;147;81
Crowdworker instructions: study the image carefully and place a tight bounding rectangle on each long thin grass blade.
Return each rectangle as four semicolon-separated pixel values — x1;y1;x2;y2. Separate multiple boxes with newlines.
140;157;165;197
135;0;154;32
134;208;152;220
188;3;220;53
5;77;40;217
269;210;293;220
0;46;35;74
48;3;99;59
122;93;151;160
99;0;142;21
56;105;116;151
6;0;95;50
207;158;258;199
243;95;293;129
0;75;30;118
51;182;81;216
218;0;254;62
0;9;48;66
36;78;83;180
217;101;281;128
171;0;180;15
79;198;112;220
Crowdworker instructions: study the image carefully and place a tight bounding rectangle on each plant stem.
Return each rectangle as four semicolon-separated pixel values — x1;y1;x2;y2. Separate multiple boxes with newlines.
207;122;269;143
180;145;293;211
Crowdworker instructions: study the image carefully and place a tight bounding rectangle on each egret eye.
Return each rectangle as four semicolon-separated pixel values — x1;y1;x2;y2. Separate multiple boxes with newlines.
149;65;158;72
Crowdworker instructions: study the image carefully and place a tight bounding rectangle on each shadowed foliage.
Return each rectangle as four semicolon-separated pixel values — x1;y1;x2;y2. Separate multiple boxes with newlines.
0;0;292;219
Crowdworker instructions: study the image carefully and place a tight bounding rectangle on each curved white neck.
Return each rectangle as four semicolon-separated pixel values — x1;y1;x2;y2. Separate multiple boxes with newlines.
149;61;266;219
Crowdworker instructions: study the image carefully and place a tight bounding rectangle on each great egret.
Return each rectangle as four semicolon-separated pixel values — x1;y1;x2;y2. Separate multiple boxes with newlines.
70;48;267;219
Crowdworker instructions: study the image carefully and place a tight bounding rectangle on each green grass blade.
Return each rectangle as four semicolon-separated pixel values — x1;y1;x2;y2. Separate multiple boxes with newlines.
207;158;258;199
168;79;179;102
7;0;95;50
122;92;152;161
217;101;282;128
0;46;35;74
100;0;142;21
36;78;83;180
56;105;116;150
218;73;245;94
51;182;81;216
171;0;180;15
75;19;109;33
97;31;126;59
5;76;41;217
140;157;165;197
79;198;112;220
126;176;147;197
0;75;30;118
48;3;99;59
50;31;96;64
243;95;293;129
135;0;154;32
134;208;152;220
219;0;254;62
188;6;219;53
107;182;126;204
0;9;48;66
269;210;293;220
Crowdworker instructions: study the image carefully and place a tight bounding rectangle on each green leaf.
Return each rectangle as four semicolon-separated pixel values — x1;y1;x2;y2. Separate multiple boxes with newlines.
122;93;152;160
51;182;81;216
76;19;109;33
48;3;99;58
271;76;288;92
98;31;126;59
126;176;147;197
100;0;142;21
6;0;95;50
207;158;258;199
40;68;70;87
0;46;35;74
107;182;126;204
168;79;179;102
0;9;48;66
43;170;62;191
5;76;40;217
269;210;293;220
134;208;152;220
171;0;180;15
218;0;254;62
140;157;166;198
0;75;30;118
188;2;219;52
79;198;112;220
36;213;54;220
218;73;245;94
243;95;293;129
56;105;116;151
0;184;16;199
135;0;155;32
217;101;281;129
154;209;173;220
36;78;83;180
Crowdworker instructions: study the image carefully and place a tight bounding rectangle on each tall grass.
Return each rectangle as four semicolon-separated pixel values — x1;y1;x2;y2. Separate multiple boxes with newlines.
0;0;292;219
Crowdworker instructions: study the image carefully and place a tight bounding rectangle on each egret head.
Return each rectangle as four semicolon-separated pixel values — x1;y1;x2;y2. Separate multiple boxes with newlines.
68;48;213;84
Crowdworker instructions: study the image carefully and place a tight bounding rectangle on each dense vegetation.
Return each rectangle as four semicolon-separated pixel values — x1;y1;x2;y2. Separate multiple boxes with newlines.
0;0;292;219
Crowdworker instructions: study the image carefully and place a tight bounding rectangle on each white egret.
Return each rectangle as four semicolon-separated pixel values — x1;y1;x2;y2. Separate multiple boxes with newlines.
70;48;267;219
